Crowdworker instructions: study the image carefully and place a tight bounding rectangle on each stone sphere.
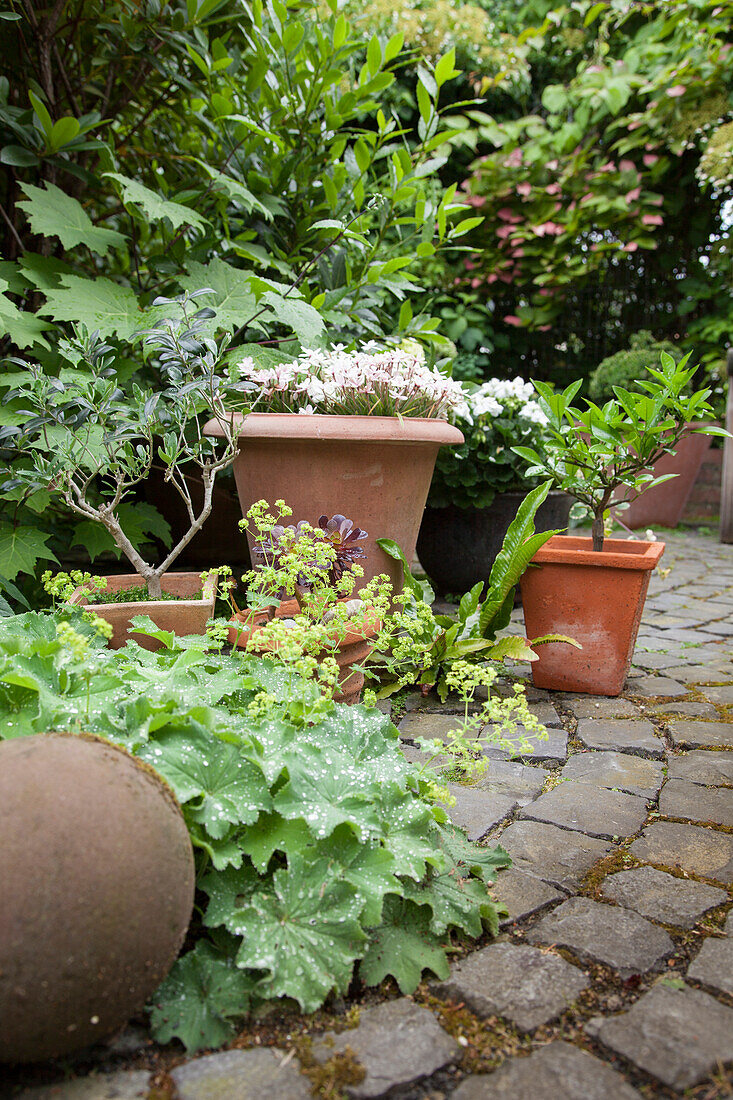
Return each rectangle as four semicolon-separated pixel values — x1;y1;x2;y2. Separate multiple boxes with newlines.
0;733;195;1063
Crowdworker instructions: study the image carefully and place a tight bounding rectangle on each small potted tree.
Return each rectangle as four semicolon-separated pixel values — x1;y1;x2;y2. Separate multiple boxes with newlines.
514;350;727;695
1;294;252;648
588;333;714;528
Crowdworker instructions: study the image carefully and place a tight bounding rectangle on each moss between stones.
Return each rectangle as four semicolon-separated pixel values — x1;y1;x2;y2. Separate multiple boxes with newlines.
293;1034;366;1098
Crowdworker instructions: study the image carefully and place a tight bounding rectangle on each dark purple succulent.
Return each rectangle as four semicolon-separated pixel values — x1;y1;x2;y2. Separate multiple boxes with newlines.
251;514;368;596
317;514;368;581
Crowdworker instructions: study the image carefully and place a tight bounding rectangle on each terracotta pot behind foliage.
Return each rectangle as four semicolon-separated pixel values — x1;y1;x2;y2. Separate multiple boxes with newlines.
227;598;380;705
70;572;217;650
204;413;463;595
417;491;572;595
520;535;664;696
612;429;713;529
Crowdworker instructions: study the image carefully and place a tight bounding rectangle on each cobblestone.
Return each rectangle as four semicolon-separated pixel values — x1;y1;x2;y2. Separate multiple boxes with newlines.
520;782;648;841
666;748;733;785
311;999;458;1098
171;1049;310;1100
586;983;733;1090
601;866;727;928
659;778;733;827
560;751;664;799
489;868;565;927
498;819;612;890
630;821;733;883
575;718;664;758
686;912;733;997
452;1041;642;1100
433;943;588;1031
527;896;674;976
668;719;733;749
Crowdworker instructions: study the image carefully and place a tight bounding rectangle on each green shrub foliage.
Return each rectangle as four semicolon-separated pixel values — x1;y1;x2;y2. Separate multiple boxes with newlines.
0;612;509;1052
588;331;679;405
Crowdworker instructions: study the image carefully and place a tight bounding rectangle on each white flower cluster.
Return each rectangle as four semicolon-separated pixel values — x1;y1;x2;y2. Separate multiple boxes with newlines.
457;376;548;427
236;345;467;419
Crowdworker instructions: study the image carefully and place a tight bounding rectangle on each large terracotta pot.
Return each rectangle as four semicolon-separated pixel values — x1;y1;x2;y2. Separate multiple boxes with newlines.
612;428;713;529
520;535;665;696
70;571;217;650
203;414;463;594
228;598;380;705
417;490;572;595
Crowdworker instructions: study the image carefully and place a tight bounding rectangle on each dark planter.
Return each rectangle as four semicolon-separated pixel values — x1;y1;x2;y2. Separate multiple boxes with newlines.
144;466;251;569
417;491;572;595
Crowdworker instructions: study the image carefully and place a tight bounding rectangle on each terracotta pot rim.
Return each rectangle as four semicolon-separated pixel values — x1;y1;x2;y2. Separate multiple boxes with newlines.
203;411;464;445
530;535;665;570
69;570;217;612
228;606;381;651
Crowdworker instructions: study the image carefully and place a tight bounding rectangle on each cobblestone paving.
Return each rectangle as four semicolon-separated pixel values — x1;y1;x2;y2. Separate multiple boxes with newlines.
9;531;733;1098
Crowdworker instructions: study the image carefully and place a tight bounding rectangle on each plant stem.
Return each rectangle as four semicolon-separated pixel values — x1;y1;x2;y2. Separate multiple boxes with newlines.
591;514;604;551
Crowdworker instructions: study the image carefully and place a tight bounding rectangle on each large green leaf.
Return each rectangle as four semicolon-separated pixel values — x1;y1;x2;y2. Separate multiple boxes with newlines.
360;897;449;992
436;824;511;884
148;941;255;1053
180;259;258;329
376;782;444;880
41;275;157;340
478;481;560;638
273;744;381;841
230;856;367;1011
136;729;272;837
402;868;494;937
17;183;125;255
105;172;208;230
0;523;57;580
200;863;262;929
259;290;325;346
316;827;402;926
239;812;313;872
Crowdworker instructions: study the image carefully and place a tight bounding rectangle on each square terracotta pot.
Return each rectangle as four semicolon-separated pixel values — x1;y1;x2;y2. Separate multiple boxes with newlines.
69;571;217;650
520;536;665;696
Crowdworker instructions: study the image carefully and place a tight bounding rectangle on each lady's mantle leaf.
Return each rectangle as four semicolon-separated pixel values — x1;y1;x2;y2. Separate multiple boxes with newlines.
273;745;381;841
436;823;512;883
239;812;313;872
316;827;402;926
360;898;449;993
376;782;443;880
402;868;494;937
137;730;271;837
230;856;367;1012
148;941;255;1053
200;863;261;929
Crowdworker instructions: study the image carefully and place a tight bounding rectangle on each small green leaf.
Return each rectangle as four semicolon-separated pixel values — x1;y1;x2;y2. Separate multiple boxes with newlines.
360;896;449;992
148;941;255;1053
